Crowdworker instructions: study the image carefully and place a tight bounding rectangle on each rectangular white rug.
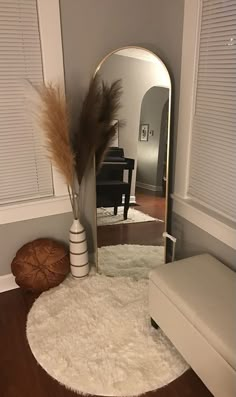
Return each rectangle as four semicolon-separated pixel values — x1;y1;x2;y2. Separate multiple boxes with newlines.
97;206;163;226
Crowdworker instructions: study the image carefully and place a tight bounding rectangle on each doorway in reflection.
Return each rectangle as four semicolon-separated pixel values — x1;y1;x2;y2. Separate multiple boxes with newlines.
136;86;169;223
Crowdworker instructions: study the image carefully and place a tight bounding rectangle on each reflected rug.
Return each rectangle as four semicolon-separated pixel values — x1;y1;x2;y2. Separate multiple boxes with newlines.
98;244;165;278
27;274;188;396
97;206;163;226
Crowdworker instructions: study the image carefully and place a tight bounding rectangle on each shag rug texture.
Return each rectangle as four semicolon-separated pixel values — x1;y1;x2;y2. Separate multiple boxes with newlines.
98;244;165;278
27;275;188;396
97;206;163;226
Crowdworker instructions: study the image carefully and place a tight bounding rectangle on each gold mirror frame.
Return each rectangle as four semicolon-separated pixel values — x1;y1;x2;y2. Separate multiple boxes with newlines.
94;46;172;269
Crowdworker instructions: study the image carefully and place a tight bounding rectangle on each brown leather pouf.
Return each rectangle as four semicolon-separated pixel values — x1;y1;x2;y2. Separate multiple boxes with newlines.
11;238;70;293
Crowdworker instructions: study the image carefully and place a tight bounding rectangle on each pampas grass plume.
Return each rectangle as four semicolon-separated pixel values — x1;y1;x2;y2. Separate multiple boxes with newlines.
34;83;75;188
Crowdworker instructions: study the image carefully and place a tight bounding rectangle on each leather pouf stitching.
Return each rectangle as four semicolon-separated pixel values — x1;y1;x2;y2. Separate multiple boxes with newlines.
11;238;70;293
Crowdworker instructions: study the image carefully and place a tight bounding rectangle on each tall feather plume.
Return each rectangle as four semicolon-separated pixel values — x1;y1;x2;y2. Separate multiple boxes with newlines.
96;79;123;170
34;83;75;188
75;75;104;184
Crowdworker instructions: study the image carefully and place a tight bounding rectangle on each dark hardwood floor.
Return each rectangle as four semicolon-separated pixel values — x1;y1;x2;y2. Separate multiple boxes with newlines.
98;188;166;247
135;188;166;220
98;221;165;247
0;288;213;397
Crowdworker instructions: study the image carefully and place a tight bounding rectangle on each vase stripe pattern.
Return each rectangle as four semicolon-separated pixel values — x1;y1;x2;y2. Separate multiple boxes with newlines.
70;250;88;255
69;239;86;244
70;219;89;278
70;230;84;235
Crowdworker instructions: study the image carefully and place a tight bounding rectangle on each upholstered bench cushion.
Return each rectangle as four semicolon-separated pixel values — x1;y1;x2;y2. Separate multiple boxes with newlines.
150;254;236;371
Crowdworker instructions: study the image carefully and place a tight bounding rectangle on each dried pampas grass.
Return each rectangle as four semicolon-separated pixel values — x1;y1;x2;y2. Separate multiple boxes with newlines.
34;83;74;188
74;76;123;183
96;79;123;169
32;77;123;218
75;75;103;184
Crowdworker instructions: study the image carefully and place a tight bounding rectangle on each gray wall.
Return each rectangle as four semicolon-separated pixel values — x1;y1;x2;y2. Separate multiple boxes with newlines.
0;213;73;276
0;171;95;277
60;0;235;271
99;54;170;196
172;213;236;270
59;0;185;262
0;0;185;277
59;0;185;174
137;87;169;190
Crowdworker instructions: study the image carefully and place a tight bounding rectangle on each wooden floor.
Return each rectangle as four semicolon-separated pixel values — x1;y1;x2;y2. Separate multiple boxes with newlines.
98;221;165;247
0;288;213;397
135;188;166;220
0;189;213;396
98;188;166;247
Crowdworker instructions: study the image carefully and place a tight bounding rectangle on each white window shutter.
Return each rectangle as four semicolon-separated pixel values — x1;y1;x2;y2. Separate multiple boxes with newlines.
0;0;53;205
188;0;236;222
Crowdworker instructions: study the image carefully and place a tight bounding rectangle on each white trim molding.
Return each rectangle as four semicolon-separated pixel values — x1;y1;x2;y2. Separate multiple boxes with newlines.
174;0;201;199
172;194;236;250
0;274;19;294
0;0;70;225
37;0;68;198
129;196;136;204
0;196;71;225
122;195;136;205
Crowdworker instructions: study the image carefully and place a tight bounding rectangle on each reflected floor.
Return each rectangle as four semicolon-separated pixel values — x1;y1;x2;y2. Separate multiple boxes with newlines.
97;188;166;248
135;187;166;220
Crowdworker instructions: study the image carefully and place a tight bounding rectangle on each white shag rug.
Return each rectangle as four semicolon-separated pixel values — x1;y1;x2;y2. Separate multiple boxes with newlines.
97;207;163;226
98;244;165;278
27;275;188;396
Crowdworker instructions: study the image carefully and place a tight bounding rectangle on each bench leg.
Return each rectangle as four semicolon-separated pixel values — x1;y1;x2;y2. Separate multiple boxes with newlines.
124;194;129;220
114;205;118;216
151;318;159;330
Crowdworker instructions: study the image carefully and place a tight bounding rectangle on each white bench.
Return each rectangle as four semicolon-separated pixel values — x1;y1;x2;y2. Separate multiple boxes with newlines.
149;254;236;397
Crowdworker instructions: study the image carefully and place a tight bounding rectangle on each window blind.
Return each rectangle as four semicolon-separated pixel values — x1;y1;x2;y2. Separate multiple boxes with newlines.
0;0;53;206
188;0;236;222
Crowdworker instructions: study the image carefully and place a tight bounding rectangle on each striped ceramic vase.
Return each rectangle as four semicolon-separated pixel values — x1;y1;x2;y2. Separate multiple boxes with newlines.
69;218;89;278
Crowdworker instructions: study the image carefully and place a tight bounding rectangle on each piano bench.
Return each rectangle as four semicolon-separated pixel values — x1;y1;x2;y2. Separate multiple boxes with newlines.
96;180;131;220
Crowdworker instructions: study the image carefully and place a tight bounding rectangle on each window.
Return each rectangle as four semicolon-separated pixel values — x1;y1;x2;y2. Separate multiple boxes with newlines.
0;0;53;205
188;0;236;222
173;0;236;249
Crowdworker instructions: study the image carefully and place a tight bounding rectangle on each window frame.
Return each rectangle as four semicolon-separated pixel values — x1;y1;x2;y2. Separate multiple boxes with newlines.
0;0;71;225
172;0;236;249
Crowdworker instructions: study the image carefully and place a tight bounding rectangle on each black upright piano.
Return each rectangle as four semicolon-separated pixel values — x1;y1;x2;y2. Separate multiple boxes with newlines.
96;147;135;220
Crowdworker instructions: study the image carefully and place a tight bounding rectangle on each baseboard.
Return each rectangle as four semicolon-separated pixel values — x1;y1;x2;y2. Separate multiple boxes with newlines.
122;195;136;204
129;195;136;204
136;182;162;192
0;273;18;294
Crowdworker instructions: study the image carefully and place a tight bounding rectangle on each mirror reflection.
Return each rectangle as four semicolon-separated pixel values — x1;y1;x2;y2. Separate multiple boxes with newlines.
96;47;171;278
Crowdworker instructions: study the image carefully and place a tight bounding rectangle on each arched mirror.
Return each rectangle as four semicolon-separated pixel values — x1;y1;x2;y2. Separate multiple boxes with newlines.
95;46;171;278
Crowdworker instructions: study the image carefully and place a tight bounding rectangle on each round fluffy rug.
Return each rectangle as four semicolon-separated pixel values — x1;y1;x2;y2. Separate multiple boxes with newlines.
27;275;188;396
98;244;165;278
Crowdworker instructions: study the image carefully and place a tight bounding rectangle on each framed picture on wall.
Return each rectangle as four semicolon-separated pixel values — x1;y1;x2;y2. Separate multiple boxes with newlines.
139;124;149;141
110;119;119;147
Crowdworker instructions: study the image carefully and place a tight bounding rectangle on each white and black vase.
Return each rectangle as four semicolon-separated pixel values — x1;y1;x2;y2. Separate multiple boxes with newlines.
69;218;89;278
